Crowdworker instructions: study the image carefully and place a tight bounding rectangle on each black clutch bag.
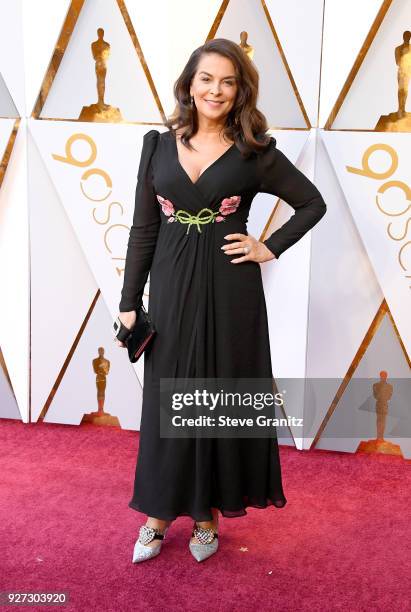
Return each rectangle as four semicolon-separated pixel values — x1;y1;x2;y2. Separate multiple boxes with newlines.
113;304;156;363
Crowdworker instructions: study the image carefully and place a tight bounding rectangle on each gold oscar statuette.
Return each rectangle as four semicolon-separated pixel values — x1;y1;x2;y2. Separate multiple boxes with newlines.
79;27;123;122
82;346;120;426
375;30;411;132
238;31;254;61
357;371;403;457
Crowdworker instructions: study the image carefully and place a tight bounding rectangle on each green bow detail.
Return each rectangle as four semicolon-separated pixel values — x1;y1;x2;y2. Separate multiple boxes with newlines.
175;208;220;235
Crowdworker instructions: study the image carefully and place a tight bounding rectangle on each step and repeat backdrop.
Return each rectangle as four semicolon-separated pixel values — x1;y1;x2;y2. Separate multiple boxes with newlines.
0;0;410;456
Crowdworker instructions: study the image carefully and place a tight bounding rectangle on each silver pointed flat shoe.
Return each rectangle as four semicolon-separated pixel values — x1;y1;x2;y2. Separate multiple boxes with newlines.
189;521;219;562
132;524;169;563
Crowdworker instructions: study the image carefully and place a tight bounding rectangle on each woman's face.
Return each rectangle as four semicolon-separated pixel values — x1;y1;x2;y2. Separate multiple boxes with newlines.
189;52;238;123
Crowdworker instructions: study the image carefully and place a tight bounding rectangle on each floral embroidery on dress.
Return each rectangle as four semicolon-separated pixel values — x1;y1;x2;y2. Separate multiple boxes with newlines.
215;196;241;222
156;194;241;235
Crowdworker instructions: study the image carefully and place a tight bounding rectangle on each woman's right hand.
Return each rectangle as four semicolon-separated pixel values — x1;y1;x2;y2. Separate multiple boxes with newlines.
115;310;137;347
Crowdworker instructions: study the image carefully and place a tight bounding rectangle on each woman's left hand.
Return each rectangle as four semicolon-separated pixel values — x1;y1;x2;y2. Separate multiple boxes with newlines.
221;233;276;264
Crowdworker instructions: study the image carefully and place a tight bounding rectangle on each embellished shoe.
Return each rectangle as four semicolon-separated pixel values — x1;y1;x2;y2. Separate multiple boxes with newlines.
189;521;219;562
132;524;169;563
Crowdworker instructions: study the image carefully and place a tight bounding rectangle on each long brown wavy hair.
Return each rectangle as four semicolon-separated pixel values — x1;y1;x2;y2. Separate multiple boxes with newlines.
164;38;271;158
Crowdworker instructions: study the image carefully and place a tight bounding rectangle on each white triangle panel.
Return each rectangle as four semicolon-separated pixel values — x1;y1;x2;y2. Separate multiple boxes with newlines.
327;0;411;129
322;131;411;359
319;0;383;126
316;313;411;458
215;0;307;127
45;293;143;430
39;0;161;122
28;125;99;422
125;0;223;116
0;118;29;421
265;0;324;126
303;131;385;448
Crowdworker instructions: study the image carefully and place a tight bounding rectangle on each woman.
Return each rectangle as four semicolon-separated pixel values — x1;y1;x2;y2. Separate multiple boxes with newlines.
116;38;327;563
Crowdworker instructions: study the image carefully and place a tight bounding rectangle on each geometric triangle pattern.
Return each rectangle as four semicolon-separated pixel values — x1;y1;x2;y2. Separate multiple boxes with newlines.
0;0;409;458
322;131;411;360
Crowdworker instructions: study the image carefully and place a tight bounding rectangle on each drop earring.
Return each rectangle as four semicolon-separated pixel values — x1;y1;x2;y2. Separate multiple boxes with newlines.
190;95;194;107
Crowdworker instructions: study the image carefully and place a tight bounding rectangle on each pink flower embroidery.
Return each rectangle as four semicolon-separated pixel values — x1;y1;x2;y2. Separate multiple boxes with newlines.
156;195;176;223
215;196;241;222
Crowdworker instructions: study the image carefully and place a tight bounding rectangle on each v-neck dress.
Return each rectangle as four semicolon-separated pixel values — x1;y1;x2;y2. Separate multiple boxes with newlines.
119;128;327;521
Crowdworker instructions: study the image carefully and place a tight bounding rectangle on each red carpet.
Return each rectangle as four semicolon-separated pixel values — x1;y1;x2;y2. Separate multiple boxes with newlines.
1;418;410;611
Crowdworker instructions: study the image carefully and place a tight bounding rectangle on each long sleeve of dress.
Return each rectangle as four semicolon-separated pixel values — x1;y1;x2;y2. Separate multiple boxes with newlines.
259;137;327;259
118;129;160;312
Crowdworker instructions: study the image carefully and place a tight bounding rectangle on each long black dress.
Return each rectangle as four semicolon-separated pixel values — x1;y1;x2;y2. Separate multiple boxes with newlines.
119;128;327;521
